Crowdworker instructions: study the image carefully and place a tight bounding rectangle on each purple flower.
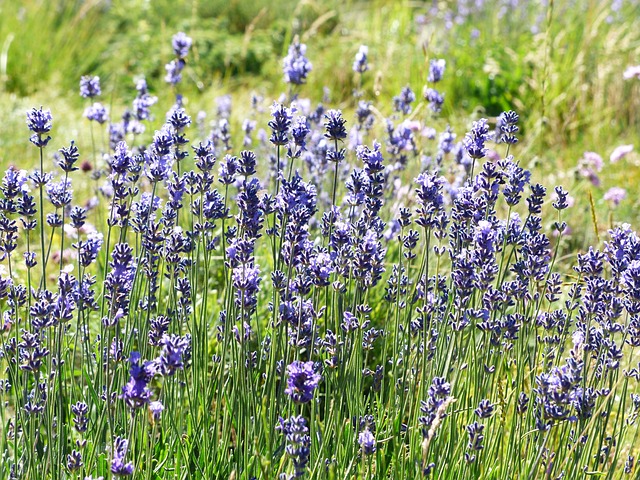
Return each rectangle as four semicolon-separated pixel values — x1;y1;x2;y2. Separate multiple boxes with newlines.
110;141;132;175
133;78;157;120
358;429;376;455
46;179;73;208
84;102;109;124
324;110;347;141
465;422;485;462
165;59;185;85
168;107;191;131
159;334;191;376
283;40;312;85
79;75;101;98
610;144;633;163
120;351;156;409
111;436;134;476
75;232;103;267
604;187;626;206
67;450;83;471
353;45;369;74
428;58;446;83
149;401;164;420
419;377;453;438
269;102;294;146
285;360;322;404
552;186;571;210
463;119;490;160
216;94;232;118
26;107;52;147
495;110;519;144
393;86;416;115
104;243;137;318
2;168;29;200
474;399;495;418
172;32;192;58
57;141;80;172
71;401;89;433
424;87;444;113
277;415;311;477
232;263;261;314
577;151;603;186
291;116;310;150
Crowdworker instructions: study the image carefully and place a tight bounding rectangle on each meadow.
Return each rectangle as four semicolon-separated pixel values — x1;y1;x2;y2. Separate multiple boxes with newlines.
1;0;640;478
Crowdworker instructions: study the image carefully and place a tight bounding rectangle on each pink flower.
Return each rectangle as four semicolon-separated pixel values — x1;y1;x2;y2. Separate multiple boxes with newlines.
623;65;640;80
610;144;634;163
604;187;626;206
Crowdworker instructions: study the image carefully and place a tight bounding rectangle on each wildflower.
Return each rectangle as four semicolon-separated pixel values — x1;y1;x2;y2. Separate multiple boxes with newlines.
71;401;89;433
577;151;603;186
269;102;294;146
57;140;80;172
46;179;72;208
428;58;446;83
393;86;416;115
277;415;311;477
232;263;261;314
552;186;571;210
474;399;495;418
465;422;485;463
353;45;369;73
291;116;310;150
424;87;444;113
111;436;134;476
495;110;519;144
283;39;312;85
172;32;192;58
610;144;633;163
358;429;376;455
84;102;109;123
67;450;84;472
285;360;322;404
104;243;136;317
419;377;453;438
238;150;257;177
623;65;640;80
168;107;191;131
165;59;185;85
604;187;626;206
324;110;347;141
464;119;490;160
133;78;157;121
26;107;53;148
149;401;164;420
79;75;101;98
517;393;529;414
158;334;191;376
121;351;156;409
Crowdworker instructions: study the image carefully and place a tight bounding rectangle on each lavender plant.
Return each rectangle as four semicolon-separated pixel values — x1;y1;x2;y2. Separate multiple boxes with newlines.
1;29;639;480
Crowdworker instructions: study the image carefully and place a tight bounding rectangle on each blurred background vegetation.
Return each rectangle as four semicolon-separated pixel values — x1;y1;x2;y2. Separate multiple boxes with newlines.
1;0;640;247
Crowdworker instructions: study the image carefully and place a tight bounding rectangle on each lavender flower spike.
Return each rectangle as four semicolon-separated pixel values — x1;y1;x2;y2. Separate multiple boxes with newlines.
285;360;322;404
79;75;101;98
283;39;312;85
26;107;53;148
